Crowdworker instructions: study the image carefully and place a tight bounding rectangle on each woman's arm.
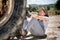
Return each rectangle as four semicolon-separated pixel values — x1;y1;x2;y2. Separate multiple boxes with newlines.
32;14;48;21
38;16;47;21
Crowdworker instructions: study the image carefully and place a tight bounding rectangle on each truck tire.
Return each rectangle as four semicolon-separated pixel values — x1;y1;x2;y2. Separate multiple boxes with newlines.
0;0;26;40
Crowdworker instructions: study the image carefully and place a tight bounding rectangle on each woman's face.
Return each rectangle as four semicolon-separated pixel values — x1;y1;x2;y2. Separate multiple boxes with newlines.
39;10;45;16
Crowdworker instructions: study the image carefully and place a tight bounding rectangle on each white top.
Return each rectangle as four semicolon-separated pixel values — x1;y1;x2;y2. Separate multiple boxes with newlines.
26;17;32;22
43;16;49;31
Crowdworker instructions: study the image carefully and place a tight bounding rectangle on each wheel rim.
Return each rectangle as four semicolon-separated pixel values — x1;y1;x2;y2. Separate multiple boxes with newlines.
0;0;14;27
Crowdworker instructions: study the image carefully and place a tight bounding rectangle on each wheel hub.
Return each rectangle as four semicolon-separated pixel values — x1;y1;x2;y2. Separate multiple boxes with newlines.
0;0;14;27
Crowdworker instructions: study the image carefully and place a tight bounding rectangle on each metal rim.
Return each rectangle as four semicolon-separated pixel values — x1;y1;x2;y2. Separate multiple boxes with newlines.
0;0;14;27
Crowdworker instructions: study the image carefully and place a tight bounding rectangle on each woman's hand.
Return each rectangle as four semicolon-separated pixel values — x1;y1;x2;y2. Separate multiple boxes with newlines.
32;14;38;19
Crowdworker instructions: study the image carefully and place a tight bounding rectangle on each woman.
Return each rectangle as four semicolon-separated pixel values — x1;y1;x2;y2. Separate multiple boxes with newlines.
23;11;45;36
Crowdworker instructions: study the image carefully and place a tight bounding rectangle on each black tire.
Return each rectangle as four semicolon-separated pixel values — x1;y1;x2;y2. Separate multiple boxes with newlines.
0;0;26;40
